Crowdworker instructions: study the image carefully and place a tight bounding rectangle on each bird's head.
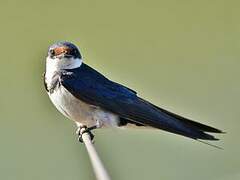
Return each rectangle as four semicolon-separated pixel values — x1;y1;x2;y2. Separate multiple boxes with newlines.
46;42;83;71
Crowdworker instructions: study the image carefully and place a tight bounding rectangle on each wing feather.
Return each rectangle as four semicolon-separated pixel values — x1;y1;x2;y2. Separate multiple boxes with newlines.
61;64;222;140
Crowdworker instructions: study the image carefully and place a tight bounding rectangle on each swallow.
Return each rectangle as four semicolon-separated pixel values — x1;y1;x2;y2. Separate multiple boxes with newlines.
44;41;223;143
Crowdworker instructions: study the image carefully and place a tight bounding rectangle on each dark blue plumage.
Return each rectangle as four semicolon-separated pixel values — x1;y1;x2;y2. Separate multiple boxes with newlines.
60;63;222;140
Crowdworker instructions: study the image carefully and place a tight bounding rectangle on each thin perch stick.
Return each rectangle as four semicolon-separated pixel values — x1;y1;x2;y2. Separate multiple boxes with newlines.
80;128;111;180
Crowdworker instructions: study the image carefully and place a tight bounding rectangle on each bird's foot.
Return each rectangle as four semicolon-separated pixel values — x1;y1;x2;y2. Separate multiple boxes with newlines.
76;125;96;143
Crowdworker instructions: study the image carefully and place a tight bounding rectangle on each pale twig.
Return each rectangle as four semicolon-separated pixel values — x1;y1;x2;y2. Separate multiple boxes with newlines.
80;128;111;180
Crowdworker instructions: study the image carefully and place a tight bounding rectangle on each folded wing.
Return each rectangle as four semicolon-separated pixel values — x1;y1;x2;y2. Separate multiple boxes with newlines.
61;64;222;140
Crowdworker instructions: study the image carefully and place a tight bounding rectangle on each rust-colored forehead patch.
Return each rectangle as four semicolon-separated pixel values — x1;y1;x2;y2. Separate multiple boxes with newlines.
53;46;71;56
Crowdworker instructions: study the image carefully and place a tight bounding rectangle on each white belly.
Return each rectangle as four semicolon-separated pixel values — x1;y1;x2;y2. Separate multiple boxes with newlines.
48;85;119;128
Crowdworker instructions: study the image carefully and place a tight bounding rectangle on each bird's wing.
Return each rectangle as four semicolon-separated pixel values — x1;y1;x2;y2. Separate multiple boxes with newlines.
61;64;222;140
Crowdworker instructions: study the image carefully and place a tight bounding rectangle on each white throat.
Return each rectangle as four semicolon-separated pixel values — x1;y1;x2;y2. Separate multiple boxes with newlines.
45;56;82;87
46;56;82;71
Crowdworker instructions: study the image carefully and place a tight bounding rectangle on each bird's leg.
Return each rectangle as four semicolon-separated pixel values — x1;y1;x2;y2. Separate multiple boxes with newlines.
76;125;97;143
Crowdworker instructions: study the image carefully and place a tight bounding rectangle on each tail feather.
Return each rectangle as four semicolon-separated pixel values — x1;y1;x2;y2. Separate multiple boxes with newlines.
124;98;224;141
156;106;223;133
150;119;220;141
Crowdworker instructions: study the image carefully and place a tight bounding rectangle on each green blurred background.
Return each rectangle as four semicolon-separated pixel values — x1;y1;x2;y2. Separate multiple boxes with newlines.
0;0;239;179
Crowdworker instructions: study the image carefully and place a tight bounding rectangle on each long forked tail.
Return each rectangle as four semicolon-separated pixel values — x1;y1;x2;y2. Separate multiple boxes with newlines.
148;100;223;141
158;106;223;140
123;98;224;141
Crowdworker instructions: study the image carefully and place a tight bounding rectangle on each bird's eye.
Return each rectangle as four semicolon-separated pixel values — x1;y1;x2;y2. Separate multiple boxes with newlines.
50;49;55;56
73;49;77;54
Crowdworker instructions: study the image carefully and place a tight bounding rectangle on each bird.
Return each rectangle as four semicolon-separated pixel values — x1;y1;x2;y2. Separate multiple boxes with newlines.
44;41;223;143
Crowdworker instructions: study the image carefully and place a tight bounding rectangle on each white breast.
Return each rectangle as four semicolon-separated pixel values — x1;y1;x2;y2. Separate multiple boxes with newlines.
48;85;120;128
